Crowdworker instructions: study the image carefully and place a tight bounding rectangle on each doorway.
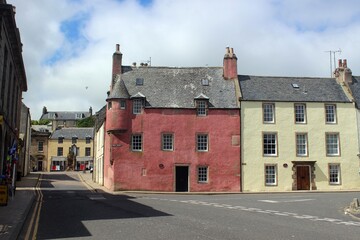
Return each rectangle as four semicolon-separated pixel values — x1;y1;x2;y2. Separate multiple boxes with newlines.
296;165;310;190
175;166;189;192
37;161;43;171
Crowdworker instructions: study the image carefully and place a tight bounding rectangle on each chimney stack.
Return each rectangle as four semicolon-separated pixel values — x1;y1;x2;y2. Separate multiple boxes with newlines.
223;47;238;80
112;44;122;88
335;59;352;84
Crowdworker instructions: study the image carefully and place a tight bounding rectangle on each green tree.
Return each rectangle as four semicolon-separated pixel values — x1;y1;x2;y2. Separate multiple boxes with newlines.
31;119;50;125
76;116;95;127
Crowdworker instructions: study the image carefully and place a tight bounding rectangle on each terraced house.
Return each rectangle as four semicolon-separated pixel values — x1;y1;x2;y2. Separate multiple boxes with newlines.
103;45;241;192
48;128;94;171
239;72;360;192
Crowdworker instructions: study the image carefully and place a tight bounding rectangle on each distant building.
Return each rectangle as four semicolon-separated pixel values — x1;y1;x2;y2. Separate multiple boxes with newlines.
40;106;93;131
48;128;94;171
103;45;241;192
30;125;51;171
0;1;27;178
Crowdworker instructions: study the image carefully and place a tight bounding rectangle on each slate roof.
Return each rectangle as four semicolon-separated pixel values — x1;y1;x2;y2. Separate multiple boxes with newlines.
348;76;360;107
108;66;238;108
40;111;91;121
50;128;94;140
94;105;106;132
239;75;350;103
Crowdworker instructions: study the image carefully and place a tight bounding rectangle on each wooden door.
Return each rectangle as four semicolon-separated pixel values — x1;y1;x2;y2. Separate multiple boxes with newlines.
297;166;310;190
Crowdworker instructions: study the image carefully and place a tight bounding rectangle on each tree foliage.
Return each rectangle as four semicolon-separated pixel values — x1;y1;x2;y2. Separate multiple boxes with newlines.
31;119;50;125
76;116;95;127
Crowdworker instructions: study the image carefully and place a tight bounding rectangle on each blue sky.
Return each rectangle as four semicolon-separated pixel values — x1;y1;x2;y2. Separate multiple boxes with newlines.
8;0;360;119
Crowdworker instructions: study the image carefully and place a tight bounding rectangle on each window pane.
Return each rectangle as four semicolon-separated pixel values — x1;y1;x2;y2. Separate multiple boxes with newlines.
296;134;307;156
197;134;208;151
265;165;277;185
329;164;340;184
197;101;207;116
326;133;339;155
57;147;63;156
38;141;44;152
325;105;336;123
162;134;173;151
85;147;91;156
295;104;306;123
263;104;274;123
198;166;208;182
132;134;142;151
133;99;142;114
263;134;277;156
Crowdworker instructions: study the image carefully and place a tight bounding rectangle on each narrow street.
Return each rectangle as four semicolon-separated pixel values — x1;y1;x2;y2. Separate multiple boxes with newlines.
19;172;360;240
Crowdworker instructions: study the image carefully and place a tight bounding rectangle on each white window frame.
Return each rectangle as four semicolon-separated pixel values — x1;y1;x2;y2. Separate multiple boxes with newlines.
294;103;306;123
329;164;341;185
196;134;208;152
263;133;277;156
325;104;337;124
162;133;174;151
133;99;143;114
131;134;143;151
296;133;308;156
263;103;275;123
198;166;208;183
120;100;126;109
265;164;277;186
326;133;340;156
196;100;208;116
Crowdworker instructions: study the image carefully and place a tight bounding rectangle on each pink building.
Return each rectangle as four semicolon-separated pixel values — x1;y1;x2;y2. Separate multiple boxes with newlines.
104;45;240;192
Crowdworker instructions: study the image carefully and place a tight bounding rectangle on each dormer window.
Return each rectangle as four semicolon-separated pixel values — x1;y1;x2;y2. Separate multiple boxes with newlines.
201;79;209;86
72;136;78;144
133;99;143;114
75;113;83;119
196;100;208;116
136;78;144;86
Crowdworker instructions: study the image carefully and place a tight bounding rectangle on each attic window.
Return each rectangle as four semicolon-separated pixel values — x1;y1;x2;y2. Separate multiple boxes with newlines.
136;78;144;86
292;83;299;89
201;79;209;86
75;113;84;119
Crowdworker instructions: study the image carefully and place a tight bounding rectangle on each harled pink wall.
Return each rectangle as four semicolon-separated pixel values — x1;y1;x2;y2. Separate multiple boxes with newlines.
104;103;241;192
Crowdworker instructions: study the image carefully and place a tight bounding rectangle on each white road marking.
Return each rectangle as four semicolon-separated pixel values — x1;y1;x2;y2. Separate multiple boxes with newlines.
141;197;359;228
258;198;314;203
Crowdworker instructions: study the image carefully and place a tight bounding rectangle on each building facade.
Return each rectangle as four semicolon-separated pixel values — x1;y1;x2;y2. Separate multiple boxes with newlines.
94;106;105;185
48;128;94;171
239;75;360;192
30;125;51;172
40;106;93;131
19;102;31;176
0;1;27;180
103;45;241;192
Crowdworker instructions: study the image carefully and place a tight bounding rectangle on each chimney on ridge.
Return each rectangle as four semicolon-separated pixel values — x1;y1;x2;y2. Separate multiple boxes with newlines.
223;47;238;80
112;44;122;88
334;58;352;84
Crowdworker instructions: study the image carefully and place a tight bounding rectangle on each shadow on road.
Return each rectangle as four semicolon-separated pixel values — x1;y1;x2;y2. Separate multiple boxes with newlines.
37;189;171;239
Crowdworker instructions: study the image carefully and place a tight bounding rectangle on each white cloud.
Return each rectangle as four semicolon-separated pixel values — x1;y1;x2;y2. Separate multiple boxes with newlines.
8;0;360;119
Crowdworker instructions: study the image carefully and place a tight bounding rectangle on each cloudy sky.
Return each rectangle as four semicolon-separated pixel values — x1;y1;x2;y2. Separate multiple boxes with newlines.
9;0;360;119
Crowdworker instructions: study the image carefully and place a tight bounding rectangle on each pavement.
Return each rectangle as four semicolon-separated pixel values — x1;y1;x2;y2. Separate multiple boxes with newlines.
0;171;105;240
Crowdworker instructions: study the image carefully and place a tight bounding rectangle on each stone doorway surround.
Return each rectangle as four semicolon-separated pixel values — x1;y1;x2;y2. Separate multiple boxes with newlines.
291;161;317;190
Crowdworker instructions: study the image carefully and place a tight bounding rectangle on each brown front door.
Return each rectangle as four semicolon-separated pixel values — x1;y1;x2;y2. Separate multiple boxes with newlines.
297;166;310;190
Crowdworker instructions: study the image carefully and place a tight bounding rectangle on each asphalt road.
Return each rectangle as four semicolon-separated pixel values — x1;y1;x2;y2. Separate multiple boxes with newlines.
22;172;360;240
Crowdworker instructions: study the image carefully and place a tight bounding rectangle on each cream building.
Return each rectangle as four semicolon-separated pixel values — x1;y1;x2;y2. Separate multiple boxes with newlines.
48;128;94;171
94;106;106;185
239;75;360;192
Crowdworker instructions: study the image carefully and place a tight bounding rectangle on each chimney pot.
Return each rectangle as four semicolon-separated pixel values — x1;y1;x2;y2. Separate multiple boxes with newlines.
338;59;343;68
343;59;347;68
116;44;120;52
